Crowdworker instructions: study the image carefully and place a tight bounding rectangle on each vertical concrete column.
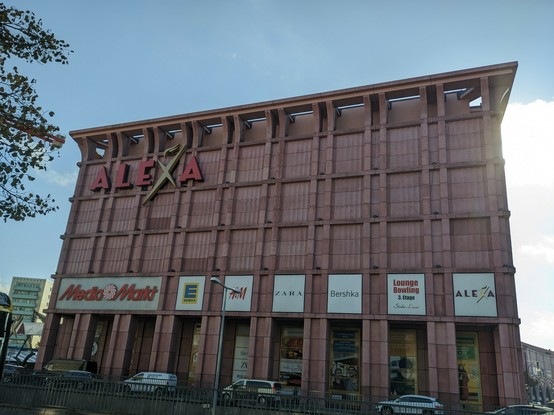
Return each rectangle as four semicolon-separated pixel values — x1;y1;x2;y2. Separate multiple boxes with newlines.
249;317;276;379
366;319;389;400
426;321;458;401
303;318;329;396
104;314;135;378
150;314;177;372
67;313;95;360
35;313;63;369
493;324;526;405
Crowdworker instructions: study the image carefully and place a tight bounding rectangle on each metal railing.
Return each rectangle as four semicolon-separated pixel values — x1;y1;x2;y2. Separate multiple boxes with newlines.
0;373;501;415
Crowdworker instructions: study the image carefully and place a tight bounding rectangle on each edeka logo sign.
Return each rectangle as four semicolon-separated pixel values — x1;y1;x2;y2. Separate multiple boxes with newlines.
56;277;161;311
453;273;497;317
176;276;205;311
88;144;203;205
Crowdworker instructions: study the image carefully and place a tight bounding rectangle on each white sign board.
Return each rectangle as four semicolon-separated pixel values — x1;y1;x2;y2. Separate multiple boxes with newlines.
56;276;161;311
223;275;253;312
273;275;305;312
453;273;497;317
387;274;426;315
327;274;362;314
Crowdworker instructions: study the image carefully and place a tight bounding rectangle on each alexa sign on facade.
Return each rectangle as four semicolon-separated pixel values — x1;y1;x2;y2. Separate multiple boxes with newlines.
89;144;203;205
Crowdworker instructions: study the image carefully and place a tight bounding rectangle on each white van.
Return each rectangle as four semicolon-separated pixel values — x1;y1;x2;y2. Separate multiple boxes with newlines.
122;372;177;394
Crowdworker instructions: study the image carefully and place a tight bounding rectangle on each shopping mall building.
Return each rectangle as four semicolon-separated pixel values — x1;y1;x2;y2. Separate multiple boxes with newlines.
37;62;524;408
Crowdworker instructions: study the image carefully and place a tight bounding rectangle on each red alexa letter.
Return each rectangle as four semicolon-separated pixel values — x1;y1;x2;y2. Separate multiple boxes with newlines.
178;156;204;183
136;160;155;186
114;163;132;189
90;166;111;191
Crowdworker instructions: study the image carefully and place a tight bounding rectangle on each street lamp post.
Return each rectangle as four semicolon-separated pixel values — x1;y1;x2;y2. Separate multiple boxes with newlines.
210;276;239;415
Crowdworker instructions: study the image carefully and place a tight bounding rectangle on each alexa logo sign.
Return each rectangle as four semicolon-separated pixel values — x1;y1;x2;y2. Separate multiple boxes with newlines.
56;277;161;311
89;144;203;205
453;273;497;317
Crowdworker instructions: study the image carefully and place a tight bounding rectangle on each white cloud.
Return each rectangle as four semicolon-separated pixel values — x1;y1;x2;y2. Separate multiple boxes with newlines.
37;170;79;187
519;236;554;264
519;310;554;351
502;100;554;188
503;100;554;350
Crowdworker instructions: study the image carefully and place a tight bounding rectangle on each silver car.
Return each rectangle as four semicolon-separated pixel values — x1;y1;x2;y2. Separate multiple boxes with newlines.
375;394;445;415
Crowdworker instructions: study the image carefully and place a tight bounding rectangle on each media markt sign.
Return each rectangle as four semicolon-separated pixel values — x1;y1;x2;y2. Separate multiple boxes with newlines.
56;277;162;311
88;144;203;205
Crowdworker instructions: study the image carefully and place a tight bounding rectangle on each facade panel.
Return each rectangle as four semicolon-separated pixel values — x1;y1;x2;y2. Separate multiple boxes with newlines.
39;62;524;408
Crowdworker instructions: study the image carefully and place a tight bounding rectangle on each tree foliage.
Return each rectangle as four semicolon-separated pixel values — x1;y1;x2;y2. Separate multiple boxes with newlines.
0;3;71;221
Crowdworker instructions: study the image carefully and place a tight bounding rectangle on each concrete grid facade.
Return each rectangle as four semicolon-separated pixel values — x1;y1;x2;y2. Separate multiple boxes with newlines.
37;62;524;409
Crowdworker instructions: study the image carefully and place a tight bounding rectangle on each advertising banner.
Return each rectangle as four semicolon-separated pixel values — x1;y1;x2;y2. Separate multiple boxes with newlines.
387;274;426;315
224;275;253;312
330;329;360;395
279;327;304;388
456;332;482;411
327;274;362;314
389;330;418;396
176;276;205;311
56;277;161;311
232;324;250;382
273;275;305;312
453;273;497;317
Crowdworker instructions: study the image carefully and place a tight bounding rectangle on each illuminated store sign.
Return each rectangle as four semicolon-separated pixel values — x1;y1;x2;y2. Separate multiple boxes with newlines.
56;277;161;311
453;273;497;317
327;274;362;314
176;276;205;311
273;275;305;312
387;274;426;315
89;144;203;205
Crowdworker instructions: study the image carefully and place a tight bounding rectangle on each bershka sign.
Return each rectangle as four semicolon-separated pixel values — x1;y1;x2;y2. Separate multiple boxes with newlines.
89;144;203;205
56;277;161;311
327;274;362;314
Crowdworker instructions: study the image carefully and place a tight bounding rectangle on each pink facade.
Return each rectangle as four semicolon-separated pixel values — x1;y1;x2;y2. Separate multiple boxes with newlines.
38;62;524;408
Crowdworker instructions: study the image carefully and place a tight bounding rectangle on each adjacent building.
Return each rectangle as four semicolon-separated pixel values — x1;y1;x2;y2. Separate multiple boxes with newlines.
8;277;52;348
522;342;554;404
37;62;524;409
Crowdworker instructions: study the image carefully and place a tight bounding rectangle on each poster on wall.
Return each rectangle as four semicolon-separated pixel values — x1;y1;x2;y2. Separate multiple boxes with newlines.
279;327;304;388
176;276;205;311
273;275;305;312
389;330;418;396
387;274;426;315
329;329;360;396
327;274;362;314
453;273;497;317
456;332;482;411
224;275;253;312
188;323;201;384
232;324;250;382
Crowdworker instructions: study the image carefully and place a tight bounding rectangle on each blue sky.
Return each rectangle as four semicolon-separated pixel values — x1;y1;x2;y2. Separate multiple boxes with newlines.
1;1;553;349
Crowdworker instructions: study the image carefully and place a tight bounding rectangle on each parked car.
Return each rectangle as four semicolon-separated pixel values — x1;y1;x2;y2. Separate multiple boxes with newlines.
48;370;96;390
375;394;445;415
488;405;554;415
221;379;290;406
122;372;177;394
